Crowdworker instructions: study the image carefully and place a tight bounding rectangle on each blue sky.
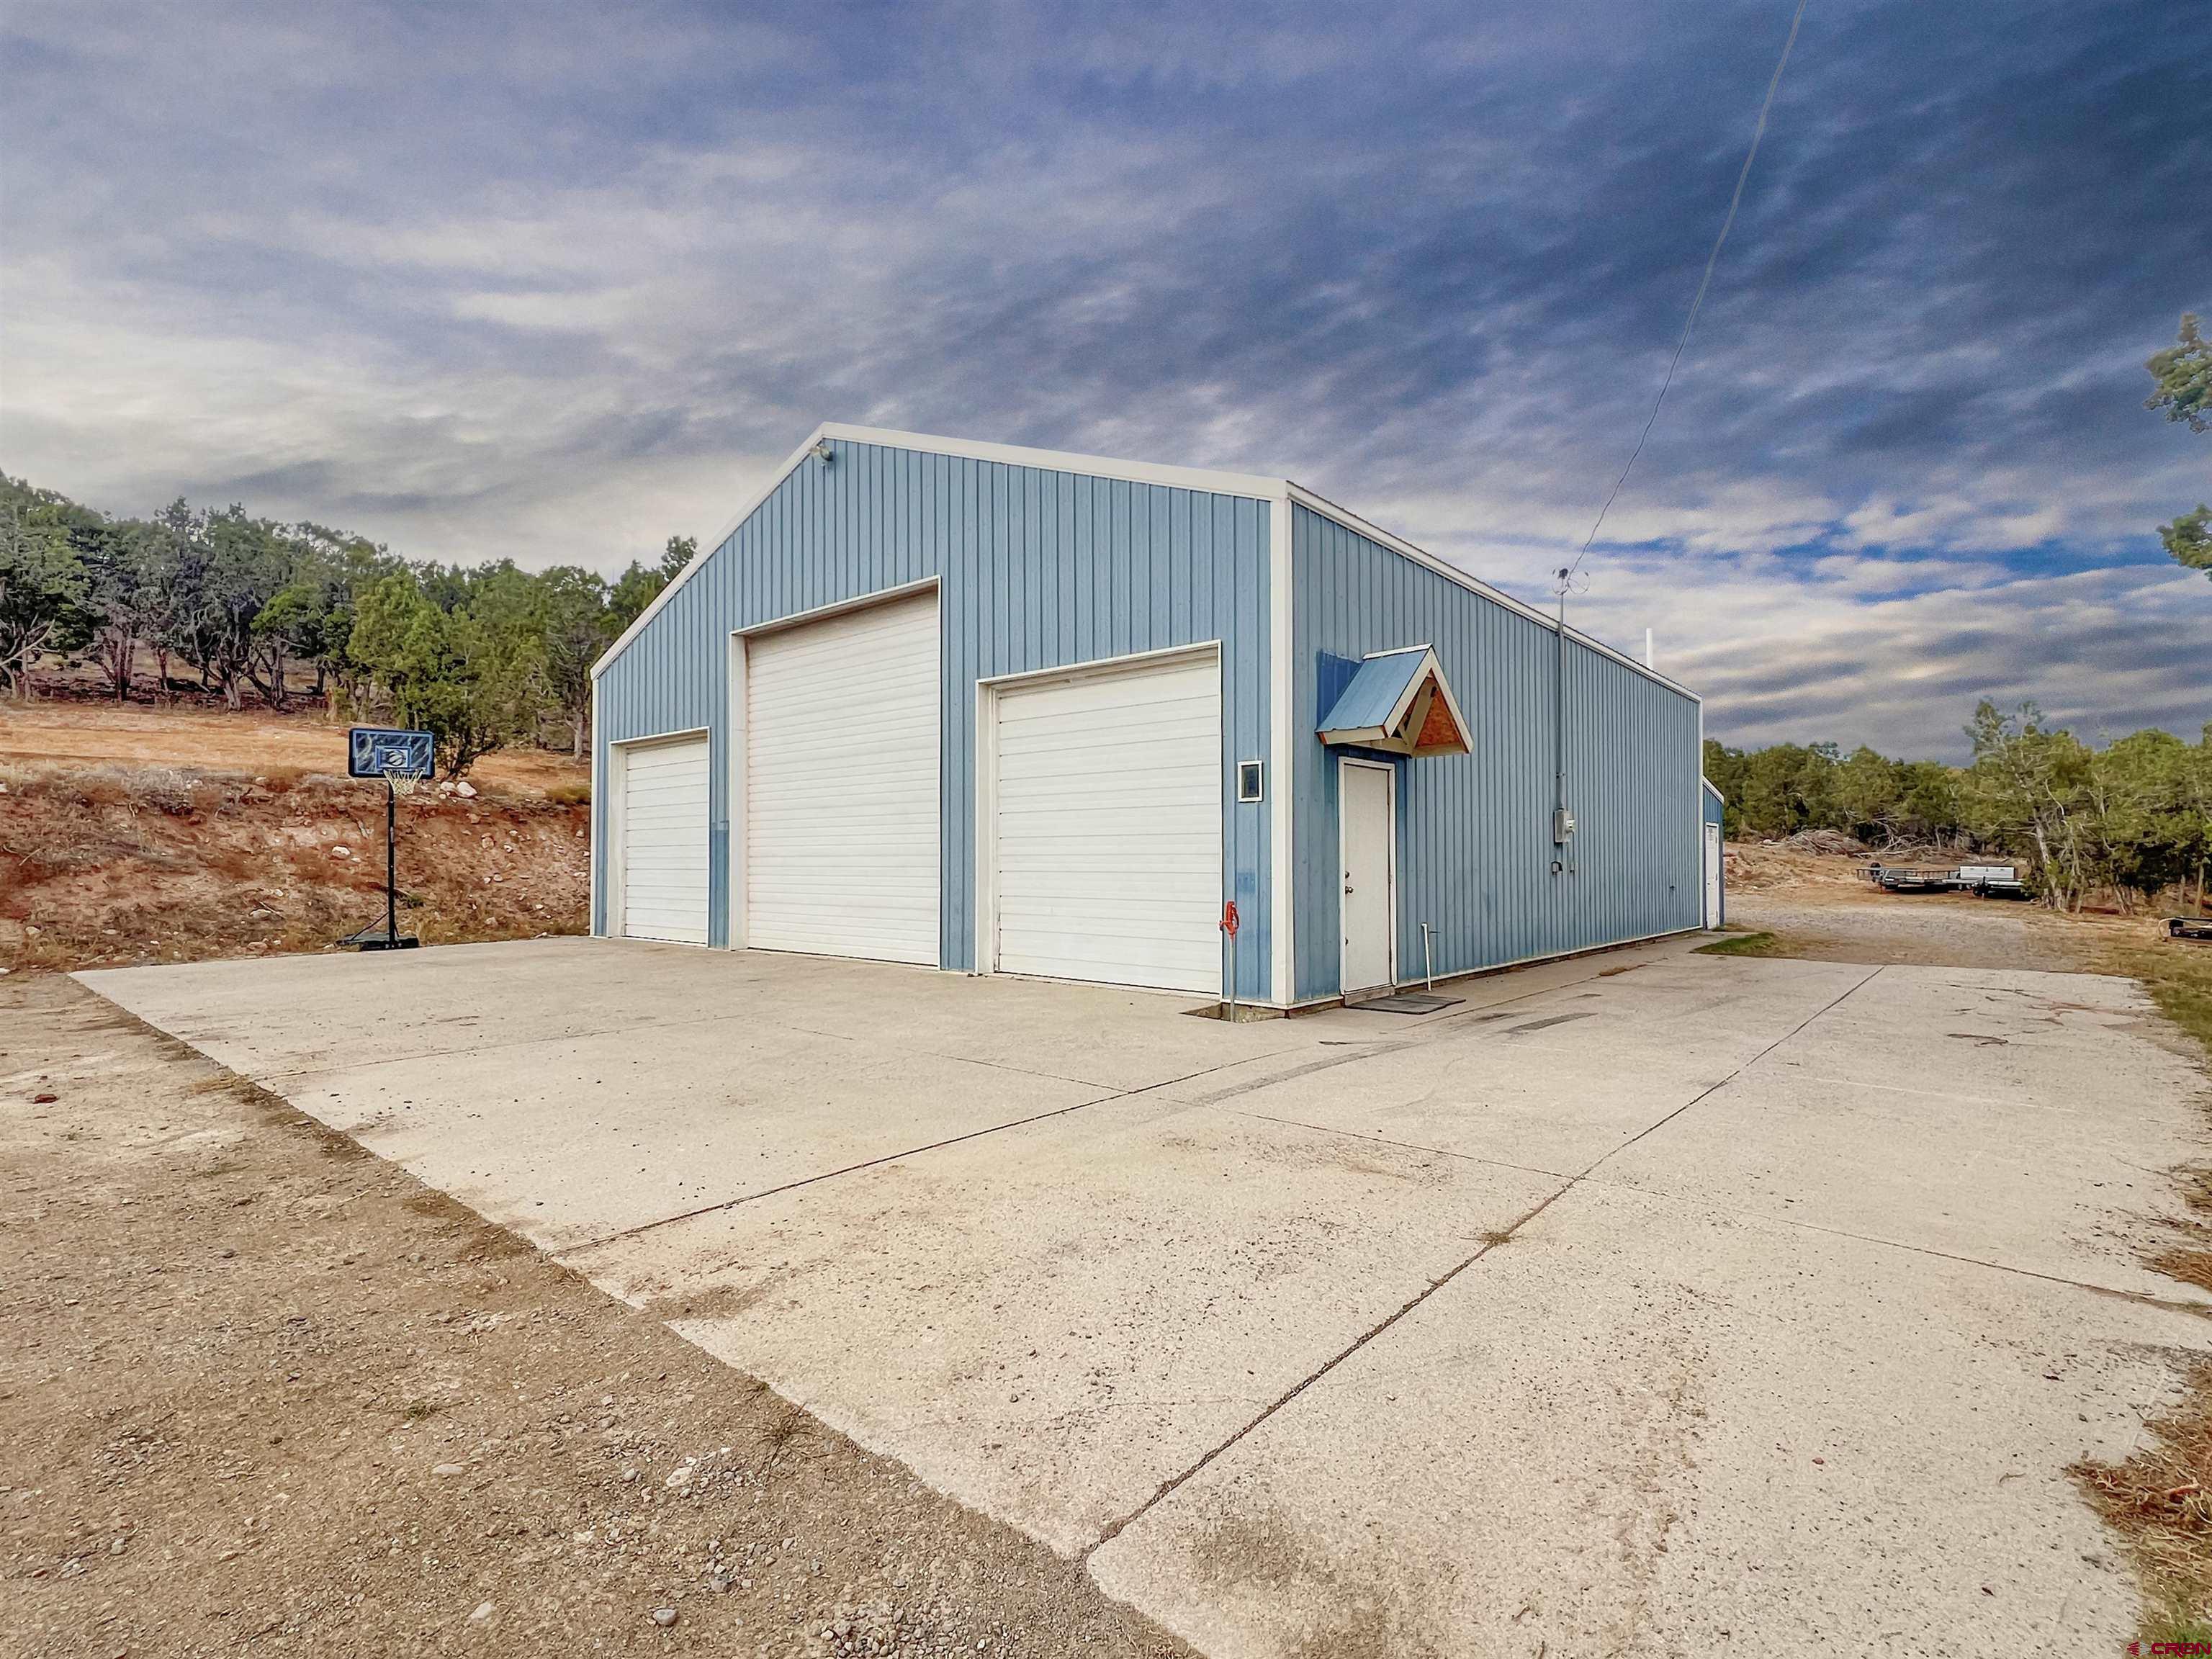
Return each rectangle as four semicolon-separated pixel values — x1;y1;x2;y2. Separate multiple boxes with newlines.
2;1;2205;757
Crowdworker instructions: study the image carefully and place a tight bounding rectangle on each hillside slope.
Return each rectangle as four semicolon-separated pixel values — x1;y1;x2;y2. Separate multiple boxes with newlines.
1;703;590;971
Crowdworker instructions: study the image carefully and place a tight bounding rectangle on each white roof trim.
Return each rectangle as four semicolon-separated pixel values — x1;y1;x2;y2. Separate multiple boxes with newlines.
593;422;1288;679
593;424;831;679
817;423;1284;501
1284;484;1700;704
595;423;1701;706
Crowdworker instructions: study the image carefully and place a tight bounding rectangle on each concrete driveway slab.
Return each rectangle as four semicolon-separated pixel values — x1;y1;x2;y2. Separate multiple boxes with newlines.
1090;1179;2203;1659
279;1017;1115;1251
1766;963;2200;1113
1178;1037;1719;1177
77;937;716;1076
568;1094;1559;1555
78;936;1319;1094
1595;1063;2210;1302
72;938;2212;1655
1179;956;1874;1177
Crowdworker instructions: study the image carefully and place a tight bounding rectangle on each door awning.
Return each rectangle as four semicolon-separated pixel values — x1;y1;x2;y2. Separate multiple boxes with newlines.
1316;645;1470;757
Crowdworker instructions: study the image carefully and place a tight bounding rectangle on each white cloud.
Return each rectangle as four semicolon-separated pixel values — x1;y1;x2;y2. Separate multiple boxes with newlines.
3;0;2203;758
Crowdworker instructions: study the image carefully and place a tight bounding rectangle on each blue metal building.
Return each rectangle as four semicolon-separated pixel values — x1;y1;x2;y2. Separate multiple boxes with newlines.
592;424;1704;1011
1702;775;1727;929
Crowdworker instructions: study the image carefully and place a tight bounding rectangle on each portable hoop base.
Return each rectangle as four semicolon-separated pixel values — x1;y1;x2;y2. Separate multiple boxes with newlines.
353;764;422;952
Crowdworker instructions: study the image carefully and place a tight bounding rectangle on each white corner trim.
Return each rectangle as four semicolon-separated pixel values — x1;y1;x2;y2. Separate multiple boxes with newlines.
1283;483;1701;703
1269;486;1295;1010
727;630;746;952
589;675;604;936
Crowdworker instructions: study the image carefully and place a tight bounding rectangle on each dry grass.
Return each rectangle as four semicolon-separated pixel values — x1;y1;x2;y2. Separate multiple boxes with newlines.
1692;929;1789;958
2074;930;2212;1637
2110;932;2212;1061
2078;1394;2212;1647
0;695;588;798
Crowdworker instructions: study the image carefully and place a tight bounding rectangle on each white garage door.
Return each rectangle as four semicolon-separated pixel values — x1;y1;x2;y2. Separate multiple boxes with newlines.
618;736;710;944
992;653;1223;994
745;591;940;963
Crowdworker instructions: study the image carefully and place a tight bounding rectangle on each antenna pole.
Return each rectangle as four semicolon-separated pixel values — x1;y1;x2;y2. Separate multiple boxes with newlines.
1553;571;1568;874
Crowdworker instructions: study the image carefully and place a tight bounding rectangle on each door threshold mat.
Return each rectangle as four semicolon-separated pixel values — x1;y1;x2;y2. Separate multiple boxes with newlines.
1349;992;1464;1015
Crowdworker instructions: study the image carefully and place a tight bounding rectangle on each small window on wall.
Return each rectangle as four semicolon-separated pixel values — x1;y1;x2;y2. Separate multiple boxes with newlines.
1237;760;1264;803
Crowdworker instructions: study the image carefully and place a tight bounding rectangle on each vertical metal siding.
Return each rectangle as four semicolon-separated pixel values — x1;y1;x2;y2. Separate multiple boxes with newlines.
1291;505;1701;1000
1704;780;1727;925
594;441;1274;1000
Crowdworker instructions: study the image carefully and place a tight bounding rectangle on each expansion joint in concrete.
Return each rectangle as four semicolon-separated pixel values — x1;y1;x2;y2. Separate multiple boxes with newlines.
1079;963;1888;1562
567;1051;1282;1253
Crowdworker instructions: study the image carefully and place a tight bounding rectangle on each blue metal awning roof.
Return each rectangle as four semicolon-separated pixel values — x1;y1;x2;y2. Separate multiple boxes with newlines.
1323;650;1425;732
1317;646;1470;757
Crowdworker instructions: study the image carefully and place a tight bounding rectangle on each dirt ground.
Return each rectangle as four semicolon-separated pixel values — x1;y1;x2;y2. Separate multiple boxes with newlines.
1;694;588;798
0;971;1192;1659
0;703;593;973
1723;841;2145;971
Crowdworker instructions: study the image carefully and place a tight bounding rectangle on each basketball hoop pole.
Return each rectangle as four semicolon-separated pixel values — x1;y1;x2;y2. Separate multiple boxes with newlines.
384;775;398;949
346;726;428;950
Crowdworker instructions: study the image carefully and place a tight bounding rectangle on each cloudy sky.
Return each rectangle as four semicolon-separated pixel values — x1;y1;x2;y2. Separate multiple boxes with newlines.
3;1;2205;757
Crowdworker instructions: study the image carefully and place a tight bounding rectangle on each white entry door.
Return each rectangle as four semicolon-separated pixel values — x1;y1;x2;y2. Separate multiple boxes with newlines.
1704;821;1724;928
1339;758;1395;994
992;652;1223;994
618;735;710;944
744;590;940;964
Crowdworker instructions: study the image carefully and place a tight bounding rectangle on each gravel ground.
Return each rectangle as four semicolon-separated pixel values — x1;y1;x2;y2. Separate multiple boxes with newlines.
0;972;1191;1659
1726;888;2097;970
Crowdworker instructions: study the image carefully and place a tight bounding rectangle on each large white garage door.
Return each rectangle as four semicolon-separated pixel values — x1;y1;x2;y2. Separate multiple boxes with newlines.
992;653;1222;994
619;736;710;944
745;591;940;963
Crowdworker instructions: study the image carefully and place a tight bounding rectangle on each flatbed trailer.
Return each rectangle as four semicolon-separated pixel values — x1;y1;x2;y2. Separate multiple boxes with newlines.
2170;916;2212;943
1859;863;2030;899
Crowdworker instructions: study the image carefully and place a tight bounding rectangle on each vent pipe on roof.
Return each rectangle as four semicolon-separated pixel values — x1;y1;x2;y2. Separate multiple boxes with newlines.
1645;628;1654;670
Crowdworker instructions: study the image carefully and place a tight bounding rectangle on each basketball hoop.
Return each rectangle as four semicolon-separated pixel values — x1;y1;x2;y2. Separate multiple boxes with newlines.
346;727;433;951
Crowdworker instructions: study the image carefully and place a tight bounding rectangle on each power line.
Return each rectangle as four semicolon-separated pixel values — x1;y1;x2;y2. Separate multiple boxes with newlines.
1564;0;1809;586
